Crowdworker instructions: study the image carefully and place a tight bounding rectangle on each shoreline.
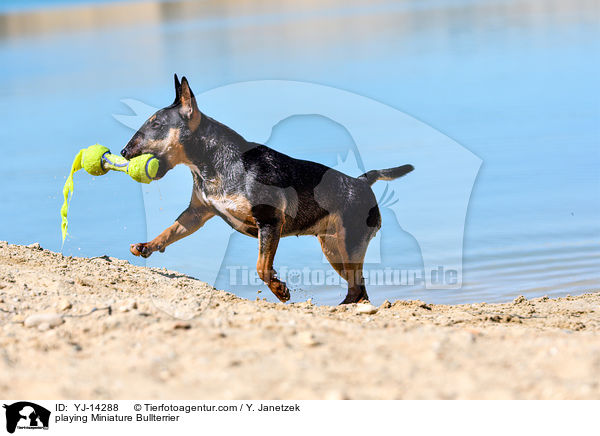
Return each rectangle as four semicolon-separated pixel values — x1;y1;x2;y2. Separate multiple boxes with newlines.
1;241;598;399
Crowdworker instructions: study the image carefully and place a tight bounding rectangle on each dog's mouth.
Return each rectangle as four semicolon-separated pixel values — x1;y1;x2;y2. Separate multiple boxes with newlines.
121;147;170;181
152;156;169;180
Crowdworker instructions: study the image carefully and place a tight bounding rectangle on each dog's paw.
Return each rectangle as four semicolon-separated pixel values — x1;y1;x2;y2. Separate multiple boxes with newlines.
270;280;291;303
130;242;153;258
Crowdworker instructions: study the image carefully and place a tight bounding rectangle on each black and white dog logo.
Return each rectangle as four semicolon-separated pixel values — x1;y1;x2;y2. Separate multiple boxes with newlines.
3;402;50;434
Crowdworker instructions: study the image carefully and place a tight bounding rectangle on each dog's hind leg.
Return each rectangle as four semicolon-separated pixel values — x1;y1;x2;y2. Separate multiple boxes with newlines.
318;234;345;278
256;217;290;303
318;231;370;305
338;242;369;305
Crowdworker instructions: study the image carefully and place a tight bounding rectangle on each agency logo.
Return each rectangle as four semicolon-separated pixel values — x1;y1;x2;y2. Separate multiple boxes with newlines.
2;402;50;434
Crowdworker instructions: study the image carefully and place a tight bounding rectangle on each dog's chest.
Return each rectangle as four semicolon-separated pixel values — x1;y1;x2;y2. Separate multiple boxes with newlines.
198;189;256;230
191;168;257;234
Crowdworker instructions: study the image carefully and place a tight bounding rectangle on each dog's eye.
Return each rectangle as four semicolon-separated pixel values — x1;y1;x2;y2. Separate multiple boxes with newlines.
150;119;161;128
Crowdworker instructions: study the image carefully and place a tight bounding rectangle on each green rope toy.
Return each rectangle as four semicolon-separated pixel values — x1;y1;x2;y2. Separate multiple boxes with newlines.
61;144;159;244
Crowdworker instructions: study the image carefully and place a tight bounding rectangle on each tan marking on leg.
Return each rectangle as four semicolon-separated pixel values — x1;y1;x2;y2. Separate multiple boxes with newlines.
319;218;369;304
256;220;289;302
130;205;213;258
318;235;345;276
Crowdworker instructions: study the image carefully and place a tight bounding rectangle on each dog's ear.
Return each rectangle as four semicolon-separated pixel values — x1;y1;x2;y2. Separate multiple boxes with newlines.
179;76;199;120
173;73;181;105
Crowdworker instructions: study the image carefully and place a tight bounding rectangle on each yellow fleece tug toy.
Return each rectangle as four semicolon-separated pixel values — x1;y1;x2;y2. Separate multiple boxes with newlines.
61;144;159;243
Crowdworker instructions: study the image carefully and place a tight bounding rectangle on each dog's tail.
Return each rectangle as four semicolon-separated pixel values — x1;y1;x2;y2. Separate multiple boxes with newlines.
358;164;414;186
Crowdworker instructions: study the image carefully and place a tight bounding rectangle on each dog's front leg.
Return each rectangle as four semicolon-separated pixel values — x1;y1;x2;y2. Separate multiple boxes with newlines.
130;205;213;258
256;221;290;302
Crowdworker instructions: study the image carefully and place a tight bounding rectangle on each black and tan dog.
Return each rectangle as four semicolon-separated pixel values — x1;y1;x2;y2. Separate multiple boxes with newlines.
122;75;413;304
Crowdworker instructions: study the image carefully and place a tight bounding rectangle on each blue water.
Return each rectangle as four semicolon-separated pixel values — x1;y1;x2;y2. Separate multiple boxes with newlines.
1;0;598;305
0;0;159;14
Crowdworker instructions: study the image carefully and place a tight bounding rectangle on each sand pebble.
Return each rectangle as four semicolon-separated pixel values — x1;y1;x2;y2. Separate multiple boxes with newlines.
26;242;42;250
57;299;72;311
356;303;378;315
118;300;138;312
24;313;64;329
297;331;320;346
37;322;51;332
158;369;172;381
513;295;527;304
380;300;392;309
324;390;348;400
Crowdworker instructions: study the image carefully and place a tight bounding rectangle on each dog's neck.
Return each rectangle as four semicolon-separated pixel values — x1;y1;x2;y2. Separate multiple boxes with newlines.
183;114;252;185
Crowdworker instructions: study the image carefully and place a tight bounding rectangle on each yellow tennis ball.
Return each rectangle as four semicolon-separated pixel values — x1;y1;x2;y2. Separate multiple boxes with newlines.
81;144;109;176
127;154;159;184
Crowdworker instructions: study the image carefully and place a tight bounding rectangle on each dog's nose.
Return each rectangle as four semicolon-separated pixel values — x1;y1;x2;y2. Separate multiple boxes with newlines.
121;148;128;158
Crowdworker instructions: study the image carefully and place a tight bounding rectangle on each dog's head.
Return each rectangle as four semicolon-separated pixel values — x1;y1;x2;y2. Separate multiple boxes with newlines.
120;74;201;179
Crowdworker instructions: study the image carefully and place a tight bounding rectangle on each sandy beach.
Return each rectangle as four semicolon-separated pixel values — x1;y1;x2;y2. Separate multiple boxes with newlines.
0;241;598;399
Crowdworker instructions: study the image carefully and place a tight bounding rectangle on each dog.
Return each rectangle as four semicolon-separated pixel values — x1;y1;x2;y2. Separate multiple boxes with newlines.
122;75;413;304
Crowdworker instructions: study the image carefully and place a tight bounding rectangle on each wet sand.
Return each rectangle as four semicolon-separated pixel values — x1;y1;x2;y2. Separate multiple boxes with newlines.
0;241;598;399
